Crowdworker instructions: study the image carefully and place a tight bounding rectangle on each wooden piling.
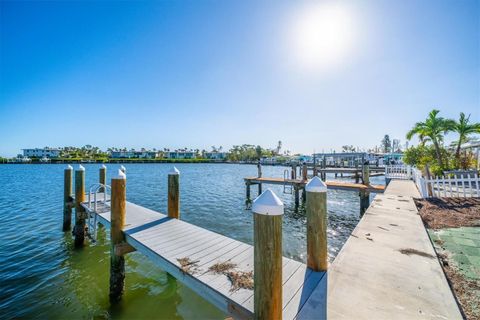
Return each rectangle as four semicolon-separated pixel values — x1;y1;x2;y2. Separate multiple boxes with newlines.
168;167;180;219
359;190;370;216
73;165;86;247
306;177;328;271
294;185;300;208
302;164;307;181
110;169;126;302
257;163;262;194
362;163;370;186
99;164;106;193
252;190;283;320
63;165;73;231
246;181;252;205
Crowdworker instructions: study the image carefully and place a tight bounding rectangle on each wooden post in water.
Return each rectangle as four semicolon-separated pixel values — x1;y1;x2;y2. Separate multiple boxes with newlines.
291;164;297;180
110;169;126;302
257;162;262;194
362;162;370;186
294;185;300;209
360;163;370;216
322;156;327;180
63;165;73;231
252;189;283;320
306;177;328;271
73;165;86;247
168;166;180;219
246;181;252;205
302;163;308;181
99;164;107;193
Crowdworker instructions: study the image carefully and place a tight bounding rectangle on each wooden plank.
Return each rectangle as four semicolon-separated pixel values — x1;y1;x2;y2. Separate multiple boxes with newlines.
283;271;325;320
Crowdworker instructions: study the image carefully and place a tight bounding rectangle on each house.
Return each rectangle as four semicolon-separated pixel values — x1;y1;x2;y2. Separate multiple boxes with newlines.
204;152;228;160
163;150;196;159
23;148;61;158
110;150;158;159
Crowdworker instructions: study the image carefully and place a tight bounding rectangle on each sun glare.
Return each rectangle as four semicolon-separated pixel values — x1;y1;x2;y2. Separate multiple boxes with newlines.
287;3;355;72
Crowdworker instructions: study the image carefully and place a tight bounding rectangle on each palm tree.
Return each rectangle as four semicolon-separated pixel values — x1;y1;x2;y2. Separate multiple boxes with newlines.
452;112;480;159
406;109;455;168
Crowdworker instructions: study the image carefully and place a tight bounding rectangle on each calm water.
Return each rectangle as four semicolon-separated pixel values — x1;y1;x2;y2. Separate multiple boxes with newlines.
0;163;384;319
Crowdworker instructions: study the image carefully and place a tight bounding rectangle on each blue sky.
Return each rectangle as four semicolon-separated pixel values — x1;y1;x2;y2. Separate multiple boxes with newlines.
0;0;478;157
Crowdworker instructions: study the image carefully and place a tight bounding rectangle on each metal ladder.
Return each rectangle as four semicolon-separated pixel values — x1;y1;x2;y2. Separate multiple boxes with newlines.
85;183;111;241
283;169;293;194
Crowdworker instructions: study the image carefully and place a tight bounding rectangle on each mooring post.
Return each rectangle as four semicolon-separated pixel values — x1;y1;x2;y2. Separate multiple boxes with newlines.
253;189;283;320
322;156;327;180
359;189;370;216
302;163;308;181
168;166;180;219
362;162;370;186
257;162;263;194
291;164;297;180
99;164;107;193
294;185;300;209
73;165;86;247
110;169;126;302
63;165;73;231
306;177;328;271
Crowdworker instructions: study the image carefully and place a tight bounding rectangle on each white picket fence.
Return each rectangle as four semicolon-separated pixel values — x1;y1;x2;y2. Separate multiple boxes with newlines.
386;165;480;198
385;165;411;180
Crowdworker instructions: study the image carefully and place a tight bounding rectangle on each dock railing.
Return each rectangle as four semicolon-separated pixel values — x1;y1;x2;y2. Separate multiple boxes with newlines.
388;164;480;198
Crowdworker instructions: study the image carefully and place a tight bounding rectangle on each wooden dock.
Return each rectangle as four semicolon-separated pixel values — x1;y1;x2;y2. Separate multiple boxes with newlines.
244;177;385;193
81;195;326;319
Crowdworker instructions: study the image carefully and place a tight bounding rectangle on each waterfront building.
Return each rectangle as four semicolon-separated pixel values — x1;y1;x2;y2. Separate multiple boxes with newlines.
204;152;228;160
110;150;158;159
23;148;60;158
163;150;196;159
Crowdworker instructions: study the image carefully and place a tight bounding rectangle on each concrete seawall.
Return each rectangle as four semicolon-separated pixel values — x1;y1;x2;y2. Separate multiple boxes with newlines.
298;180;462;319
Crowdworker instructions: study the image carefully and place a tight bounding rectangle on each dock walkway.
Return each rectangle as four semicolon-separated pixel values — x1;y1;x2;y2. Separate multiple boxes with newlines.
244;177;385;193
81;198;325;319
297;180;462;319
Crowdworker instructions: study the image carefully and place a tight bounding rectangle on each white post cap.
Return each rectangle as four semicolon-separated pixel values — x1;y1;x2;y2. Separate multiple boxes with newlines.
252;189;284;216
101;164;107;169
66;165;73;170
306;176;327;192
169;166;180;175
114;169;126;180
78;164;85;171
120;165;126;172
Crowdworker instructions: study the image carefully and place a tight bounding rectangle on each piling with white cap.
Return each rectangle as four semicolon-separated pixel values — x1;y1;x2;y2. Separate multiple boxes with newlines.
252;189;283;320
168;166;180;219
63;165;73;231
110;169;127;302
73;164;86;247
99;164;107;193
305;177;328;271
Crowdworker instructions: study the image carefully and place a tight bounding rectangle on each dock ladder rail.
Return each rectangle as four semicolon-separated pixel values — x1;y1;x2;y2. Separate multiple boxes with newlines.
85;183;111;241
283;169;293;194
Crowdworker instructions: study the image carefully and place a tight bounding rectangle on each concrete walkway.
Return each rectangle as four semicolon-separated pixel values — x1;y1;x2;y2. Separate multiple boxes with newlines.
298;180;462;320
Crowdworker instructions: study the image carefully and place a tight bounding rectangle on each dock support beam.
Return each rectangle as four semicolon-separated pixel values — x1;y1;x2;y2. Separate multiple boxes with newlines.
63;165;73;231
168;167;180;219
246;181;252;205
73;165;86;247
359;190;370;216
110;169;127;302
253;190;283;320
306;177;328;271
302;163;308;181
257;162;262;194
294;185;300;209
99;164;106;193
360;163;370;216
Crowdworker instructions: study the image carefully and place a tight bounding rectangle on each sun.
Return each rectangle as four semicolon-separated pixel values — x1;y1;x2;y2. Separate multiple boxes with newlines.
287;3;355;72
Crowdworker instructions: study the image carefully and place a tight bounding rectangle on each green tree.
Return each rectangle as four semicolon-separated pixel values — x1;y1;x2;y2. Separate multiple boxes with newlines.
381;135;391;153
452;112;480;160
406;109;455;169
